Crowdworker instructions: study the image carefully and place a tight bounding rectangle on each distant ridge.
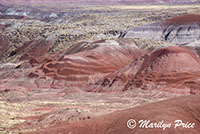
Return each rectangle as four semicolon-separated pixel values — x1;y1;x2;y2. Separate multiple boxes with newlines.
0;0;200;5
122;14;200;44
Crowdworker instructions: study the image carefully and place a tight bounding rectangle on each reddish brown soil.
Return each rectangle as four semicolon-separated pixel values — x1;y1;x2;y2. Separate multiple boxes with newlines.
90;46;200;94
9;39;56;64
32;107;55;112
181;46;200;58
19;40;55;61
21;115;41;121
0;36;9;55
27;95;200;134
0;24;5;30
7;38;61;70
163;14;200;26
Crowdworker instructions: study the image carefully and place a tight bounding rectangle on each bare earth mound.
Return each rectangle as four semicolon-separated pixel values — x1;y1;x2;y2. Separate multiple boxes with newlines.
29;39;146;90
90;46;200;94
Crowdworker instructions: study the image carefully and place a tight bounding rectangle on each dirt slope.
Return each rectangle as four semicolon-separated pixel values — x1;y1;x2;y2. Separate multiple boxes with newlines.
27;95;200;134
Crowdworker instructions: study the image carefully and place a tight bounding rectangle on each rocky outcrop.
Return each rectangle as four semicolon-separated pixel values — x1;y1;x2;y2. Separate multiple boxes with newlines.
121;14;200;45
89;46;200;94
27;95;200;134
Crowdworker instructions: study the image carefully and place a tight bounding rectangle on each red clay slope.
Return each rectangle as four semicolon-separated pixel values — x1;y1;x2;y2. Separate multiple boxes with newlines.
28;95;200;134
89;46;200;94
29;39;146;89
8;38;58;67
